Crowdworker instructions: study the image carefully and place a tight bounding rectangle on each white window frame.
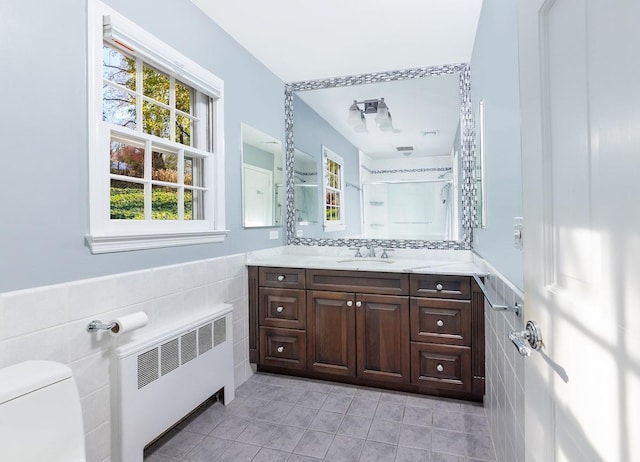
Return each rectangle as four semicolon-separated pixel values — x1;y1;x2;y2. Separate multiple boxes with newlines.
86;0;227;253
322;146;346;232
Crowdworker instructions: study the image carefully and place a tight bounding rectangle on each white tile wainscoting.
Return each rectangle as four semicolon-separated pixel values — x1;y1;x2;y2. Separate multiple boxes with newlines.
482;264;526;462
0;254;251;462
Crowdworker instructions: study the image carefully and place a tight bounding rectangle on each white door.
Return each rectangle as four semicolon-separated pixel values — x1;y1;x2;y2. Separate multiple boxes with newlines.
243;164;273;226
518;1;640;461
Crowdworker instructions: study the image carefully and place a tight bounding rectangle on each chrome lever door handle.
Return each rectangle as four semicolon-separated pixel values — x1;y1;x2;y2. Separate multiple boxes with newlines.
509;320;543;357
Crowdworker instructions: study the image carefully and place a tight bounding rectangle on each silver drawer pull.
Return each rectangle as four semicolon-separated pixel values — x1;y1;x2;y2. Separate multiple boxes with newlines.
347;300;353;307
276;306;284;313
436;319;444;327
277;346;284;353
277;275;285;281
436;283;443;291
436;363;444;372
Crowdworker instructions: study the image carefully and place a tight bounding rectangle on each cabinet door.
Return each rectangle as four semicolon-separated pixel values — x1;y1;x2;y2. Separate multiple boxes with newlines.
356;294;410;384
307;290;356;377
410;342;471;393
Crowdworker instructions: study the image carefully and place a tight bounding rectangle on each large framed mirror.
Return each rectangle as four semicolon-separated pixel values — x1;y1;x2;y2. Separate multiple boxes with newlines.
241;124;284;227
284;64;477;249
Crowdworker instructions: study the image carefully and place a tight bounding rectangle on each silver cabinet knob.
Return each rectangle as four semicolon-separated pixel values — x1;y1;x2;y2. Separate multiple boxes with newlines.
277;346;284;353
436;283;443;291
277;275;285;281
436;319;444;327
436;363;444;372
355;301;362;307
276;306;284;313
347;300;353;307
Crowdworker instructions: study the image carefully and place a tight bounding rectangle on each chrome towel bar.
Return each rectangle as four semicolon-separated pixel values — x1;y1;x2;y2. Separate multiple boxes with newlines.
472;273;522;316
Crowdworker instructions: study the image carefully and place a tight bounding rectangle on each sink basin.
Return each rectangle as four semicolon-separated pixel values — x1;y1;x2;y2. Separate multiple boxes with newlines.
336;258;395;264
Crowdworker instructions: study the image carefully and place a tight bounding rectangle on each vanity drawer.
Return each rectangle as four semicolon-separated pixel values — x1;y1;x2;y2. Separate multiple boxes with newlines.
410;342;471;393
259;288;306;329
259;267;306;289
410;274;471;299
410;298;471;346
259;327;307;370
306;269;409;295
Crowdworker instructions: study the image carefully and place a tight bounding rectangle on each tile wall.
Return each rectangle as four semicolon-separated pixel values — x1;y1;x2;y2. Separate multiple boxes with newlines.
482;263;526;462
0;254;251;462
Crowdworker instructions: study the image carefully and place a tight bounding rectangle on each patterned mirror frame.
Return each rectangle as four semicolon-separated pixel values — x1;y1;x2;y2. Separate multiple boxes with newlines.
284;63;476;250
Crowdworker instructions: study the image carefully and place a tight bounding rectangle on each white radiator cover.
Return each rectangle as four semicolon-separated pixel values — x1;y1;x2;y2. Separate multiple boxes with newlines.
111;304;235;462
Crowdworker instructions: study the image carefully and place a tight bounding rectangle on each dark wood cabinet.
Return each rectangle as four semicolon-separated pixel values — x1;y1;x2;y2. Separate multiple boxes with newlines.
248;265;484;402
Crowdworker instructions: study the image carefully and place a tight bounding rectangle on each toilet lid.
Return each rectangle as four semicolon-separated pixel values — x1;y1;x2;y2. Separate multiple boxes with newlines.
0;361;72;404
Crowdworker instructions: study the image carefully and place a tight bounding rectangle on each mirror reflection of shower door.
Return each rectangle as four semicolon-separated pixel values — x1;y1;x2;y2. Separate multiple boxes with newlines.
243;165;273;227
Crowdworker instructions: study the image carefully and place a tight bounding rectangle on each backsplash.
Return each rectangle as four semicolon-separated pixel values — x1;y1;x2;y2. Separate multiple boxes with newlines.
0;254;250;462
482;263;525;462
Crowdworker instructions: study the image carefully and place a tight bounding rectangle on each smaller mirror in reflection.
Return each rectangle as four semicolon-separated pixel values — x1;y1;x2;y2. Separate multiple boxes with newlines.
241;124;283;227
294;149;319;232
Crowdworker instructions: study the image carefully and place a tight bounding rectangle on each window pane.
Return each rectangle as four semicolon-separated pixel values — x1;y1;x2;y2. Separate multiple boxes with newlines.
176;81;193;114
103;85;137;129
185;189;205;220
143;101;170;139
143;65;169;105
110;179;144;220
102;45;136;90
110;140;144;178
152;185;178;220
185;155;204;186
176;114;192;146
151;150;178;184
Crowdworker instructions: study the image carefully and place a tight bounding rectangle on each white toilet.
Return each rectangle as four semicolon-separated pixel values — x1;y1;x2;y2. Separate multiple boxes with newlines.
0;360;86;461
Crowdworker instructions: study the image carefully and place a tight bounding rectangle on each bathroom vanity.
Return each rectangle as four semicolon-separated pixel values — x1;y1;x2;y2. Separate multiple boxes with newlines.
247;250;486;402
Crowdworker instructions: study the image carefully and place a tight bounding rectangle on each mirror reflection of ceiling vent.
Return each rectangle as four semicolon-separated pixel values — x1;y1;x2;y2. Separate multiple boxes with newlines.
396;146;414;156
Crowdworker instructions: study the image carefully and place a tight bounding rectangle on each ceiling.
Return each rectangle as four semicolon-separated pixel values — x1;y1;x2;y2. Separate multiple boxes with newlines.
191;0;483;158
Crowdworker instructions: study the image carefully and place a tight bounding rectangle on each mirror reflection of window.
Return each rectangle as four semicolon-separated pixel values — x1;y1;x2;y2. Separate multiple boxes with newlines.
241;124;283;228
294;149;318;227
322;146;346;231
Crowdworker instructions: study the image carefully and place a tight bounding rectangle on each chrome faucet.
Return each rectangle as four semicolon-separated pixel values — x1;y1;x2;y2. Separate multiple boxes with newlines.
366;244;376;258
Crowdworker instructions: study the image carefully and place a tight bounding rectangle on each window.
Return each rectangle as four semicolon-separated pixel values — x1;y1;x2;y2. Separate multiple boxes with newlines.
322;146;346;231
86;1;226;253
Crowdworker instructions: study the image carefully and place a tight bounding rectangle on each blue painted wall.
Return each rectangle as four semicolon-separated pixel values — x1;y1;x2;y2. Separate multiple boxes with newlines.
0;0;285;291
470;0;524;289
293;95;361;238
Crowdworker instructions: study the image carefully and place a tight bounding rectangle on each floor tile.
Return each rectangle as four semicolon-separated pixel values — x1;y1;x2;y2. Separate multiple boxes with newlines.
209;415;251;440
431;452;465;462
287;455;324;462
367;419;401;445
336;414;372;439
324;435;365;462
297;390;329;409
403;406;433;427
398;423;432;450
330;382;359;396
359;440;396;462
308;410;344;433
151;429;204;459
283;405;318;428
321;393;353;413
380;390;408;405
262;424;305;452
395;446;431;462
252;447;290;462
465;433;496;460
254;401;294;423
374;401;405;422
179;403;227;435
182;436;232;461
431;429;466;457
355;387;382;401
216;441;260;462
406;394;437;409
433;410;466;433
347;397;378;418
293;430;335;458
236;420;277;446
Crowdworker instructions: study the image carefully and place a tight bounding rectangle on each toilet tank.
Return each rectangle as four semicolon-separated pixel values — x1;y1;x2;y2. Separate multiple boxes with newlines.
0;360;86;462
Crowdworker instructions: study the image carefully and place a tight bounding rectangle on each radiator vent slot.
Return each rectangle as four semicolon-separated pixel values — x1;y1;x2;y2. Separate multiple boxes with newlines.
199;323;213;353
160;338;180;376
137;348;159;389
214;318;226;346
181;330;197;365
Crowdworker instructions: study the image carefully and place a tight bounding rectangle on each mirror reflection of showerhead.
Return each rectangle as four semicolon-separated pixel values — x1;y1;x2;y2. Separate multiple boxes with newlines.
295;174;306;183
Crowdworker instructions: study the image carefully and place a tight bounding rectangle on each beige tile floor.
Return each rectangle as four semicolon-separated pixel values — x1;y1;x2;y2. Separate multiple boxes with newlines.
144;372;496;462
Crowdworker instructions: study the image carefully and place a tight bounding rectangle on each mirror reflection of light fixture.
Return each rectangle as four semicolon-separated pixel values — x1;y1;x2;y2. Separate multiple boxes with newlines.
347;98;394;132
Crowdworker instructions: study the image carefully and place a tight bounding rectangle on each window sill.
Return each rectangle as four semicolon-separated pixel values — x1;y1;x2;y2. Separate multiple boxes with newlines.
323;224;346;232
85;230;228;254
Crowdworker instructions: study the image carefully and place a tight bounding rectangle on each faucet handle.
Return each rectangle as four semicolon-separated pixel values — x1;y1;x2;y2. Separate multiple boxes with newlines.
349;247;363;258
380;248;394;259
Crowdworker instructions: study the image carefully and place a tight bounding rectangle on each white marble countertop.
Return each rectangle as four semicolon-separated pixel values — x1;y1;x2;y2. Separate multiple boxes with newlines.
246;246;488;276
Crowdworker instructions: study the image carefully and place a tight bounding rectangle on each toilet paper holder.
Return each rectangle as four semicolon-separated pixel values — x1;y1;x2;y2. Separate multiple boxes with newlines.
86;320;116;333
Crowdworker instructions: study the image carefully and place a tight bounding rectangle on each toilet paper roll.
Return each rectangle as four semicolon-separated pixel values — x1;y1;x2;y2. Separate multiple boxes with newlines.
110;312;149;335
